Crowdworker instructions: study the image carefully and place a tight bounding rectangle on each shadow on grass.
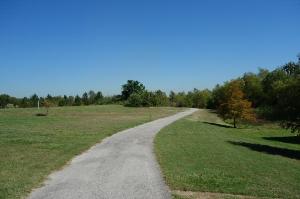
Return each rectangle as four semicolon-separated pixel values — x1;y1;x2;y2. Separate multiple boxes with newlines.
207;109;218;113
228;141;300;160
263;136;300;144
35;113;48;117
202;122;233;128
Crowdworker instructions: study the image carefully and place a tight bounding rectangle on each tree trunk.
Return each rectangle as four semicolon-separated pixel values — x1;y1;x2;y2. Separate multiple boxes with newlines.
233;117;236;128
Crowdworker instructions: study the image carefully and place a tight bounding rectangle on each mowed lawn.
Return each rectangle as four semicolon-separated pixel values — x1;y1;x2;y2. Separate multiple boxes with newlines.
0;105;183;199
155;109;300;199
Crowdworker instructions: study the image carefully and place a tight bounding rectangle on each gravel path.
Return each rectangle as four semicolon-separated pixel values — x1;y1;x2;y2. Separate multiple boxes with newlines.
28;108;197;199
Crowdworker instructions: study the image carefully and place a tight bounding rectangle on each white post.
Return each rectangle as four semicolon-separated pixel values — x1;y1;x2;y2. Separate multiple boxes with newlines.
38;100;40;109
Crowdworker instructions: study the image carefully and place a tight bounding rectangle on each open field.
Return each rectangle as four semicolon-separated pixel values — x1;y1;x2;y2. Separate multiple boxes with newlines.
0;105;184;199
155;109;300;199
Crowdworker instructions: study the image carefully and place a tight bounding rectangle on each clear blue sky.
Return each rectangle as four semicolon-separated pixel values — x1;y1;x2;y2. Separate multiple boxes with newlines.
0;0;299;97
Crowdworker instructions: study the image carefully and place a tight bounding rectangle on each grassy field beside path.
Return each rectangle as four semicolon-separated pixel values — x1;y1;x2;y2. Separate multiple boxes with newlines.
0;105;183;199
155;109;300;199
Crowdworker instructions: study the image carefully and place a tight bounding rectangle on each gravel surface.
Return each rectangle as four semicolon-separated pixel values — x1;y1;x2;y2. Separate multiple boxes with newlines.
28;108;197;199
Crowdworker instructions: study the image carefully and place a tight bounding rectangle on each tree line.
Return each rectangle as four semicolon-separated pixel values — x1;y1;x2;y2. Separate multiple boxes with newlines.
1;60;299;133
0;80;213;109
0;91;122;108
212;62;299;133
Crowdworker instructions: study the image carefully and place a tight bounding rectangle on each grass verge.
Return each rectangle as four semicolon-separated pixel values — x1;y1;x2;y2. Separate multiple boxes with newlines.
155;109;300;199
0;105;183;199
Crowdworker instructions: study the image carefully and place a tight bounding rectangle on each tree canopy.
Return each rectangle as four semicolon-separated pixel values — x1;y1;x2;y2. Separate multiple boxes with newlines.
121;80;145;100
218;80;255;128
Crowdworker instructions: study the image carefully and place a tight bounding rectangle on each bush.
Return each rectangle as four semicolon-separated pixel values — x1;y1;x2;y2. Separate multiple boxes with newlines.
126;93;143;107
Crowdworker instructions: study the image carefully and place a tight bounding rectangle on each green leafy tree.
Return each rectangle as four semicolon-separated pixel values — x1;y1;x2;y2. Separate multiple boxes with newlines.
0;94;10;108
184;91;194;107
174;92;187;107
30;94;39;107
126;93;143;107
275;62;300;134
74;95;82;106
82;92;89;105
260;62;300;119
19;97;30;108
121;80;145;100
46;94;53;101
152;90;169;106
278;77;300;135
242;72;264;107
169;91;176;106
9;96;18;107
262;69;287;106
141;91;153;107
88;90;96;104
95;91;103;104
58;95;68;106
282;62;300;77
67;96;74;106
192;89;212;108
210;84;229;109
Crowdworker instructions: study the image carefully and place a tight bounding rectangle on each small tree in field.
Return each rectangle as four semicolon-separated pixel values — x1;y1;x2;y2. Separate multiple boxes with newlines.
219;81;255;128
43;100;51;115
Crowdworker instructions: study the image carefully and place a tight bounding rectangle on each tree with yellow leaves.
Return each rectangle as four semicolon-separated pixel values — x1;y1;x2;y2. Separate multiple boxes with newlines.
43;100;52;115
219;80;255;128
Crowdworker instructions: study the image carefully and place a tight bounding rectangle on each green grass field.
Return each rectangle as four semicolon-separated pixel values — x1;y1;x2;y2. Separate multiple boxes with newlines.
155;109;300;199
0;105;183;199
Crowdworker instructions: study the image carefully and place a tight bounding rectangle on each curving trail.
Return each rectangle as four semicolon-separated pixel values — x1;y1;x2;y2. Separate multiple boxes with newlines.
28;108;197;199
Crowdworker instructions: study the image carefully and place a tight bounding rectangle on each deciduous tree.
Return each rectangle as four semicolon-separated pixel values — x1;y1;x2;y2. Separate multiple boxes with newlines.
219;80;255;128
82;92;89;105
74;95;82;106
121;80;145;100
43;100;52;115
95;91;103;104
0;94;10;108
